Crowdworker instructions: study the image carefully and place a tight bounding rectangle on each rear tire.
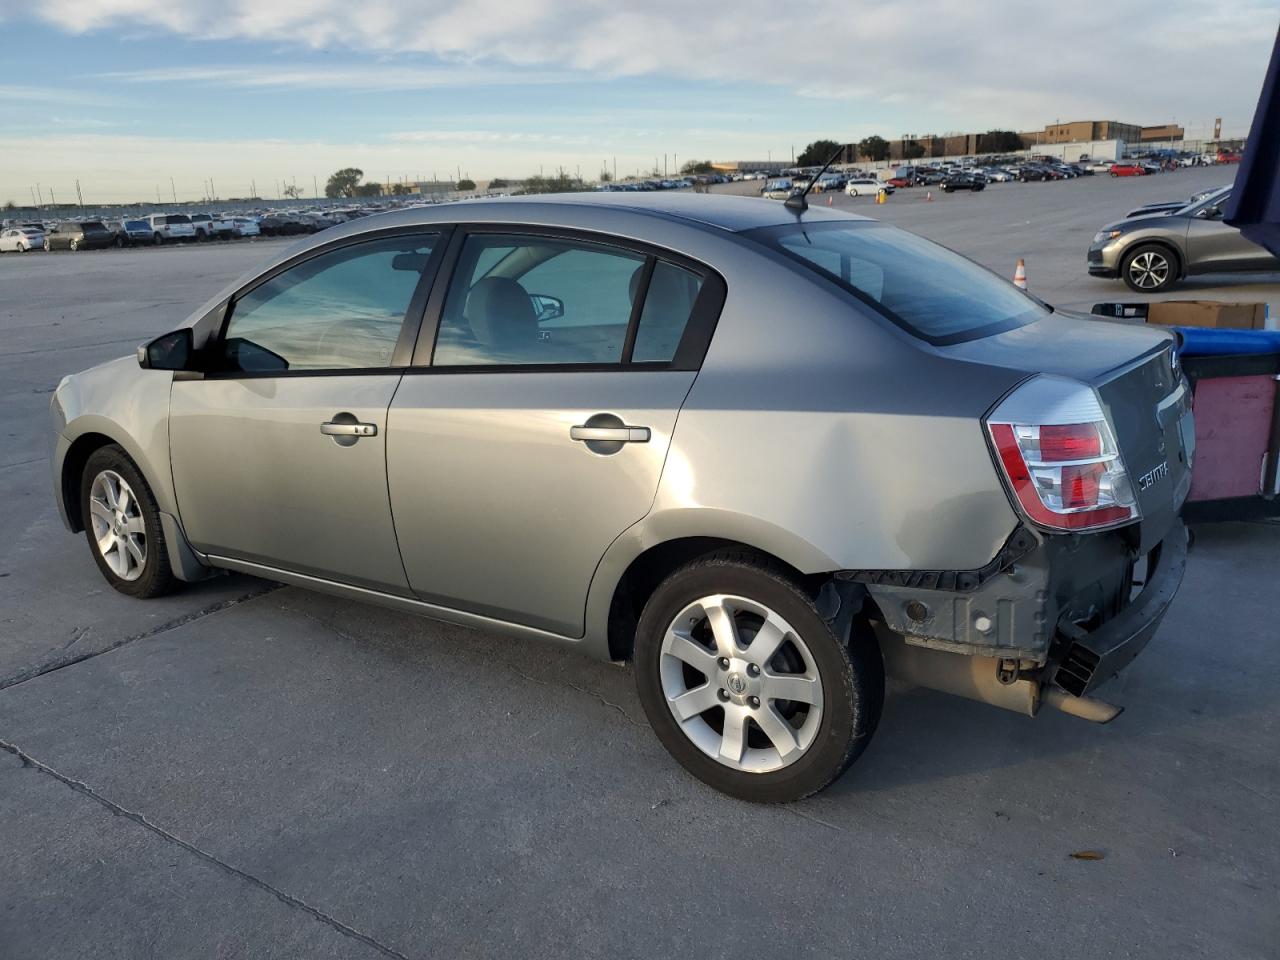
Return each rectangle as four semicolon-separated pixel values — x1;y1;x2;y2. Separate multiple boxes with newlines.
634;552;883;802
80;445;179;599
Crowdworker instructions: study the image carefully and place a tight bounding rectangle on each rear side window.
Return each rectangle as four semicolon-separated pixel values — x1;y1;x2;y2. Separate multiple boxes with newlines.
220;234;437;372
632;262;702;362
749;221;1046;343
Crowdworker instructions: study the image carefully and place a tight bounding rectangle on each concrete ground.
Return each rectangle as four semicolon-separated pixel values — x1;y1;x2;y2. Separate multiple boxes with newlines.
2;171;1278;959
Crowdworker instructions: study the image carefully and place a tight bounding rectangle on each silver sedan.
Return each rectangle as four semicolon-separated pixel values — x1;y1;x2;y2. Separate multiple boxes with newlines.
51;193;1192;800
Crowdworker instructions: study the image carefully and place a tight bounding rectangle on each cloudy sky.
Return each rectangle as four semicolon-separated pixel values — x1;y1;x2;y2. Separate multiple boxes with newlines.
0;2;1274;203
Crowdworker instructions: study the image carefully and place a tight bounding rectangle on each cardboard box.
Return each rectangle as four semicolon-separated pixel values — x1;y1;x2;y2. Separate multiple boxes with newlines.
1145;301;1266;330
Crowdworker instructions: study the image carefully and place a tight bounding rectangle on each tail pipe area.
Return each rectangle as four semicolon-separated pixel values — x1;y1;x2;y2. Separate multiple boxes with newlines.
879;632;1123;724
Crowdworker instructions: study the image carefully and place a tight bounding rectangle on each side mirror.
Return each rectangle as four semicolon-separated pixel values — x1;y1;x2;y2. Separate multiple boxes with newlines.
530;293;565;323
1196;206;1222;221
137;327;194;371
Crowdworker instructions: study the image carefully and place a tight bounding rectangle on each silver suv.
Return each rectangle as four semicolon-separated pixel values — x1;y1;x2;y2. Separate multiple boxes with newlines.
50;194;1192;801
1089;185;1280;291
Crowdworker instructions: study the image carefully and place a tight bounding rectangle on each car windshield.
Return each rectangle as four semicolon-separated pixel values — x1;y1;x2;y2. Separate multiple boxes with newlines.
747;220;1046;344
1176;186;1232;216
125;220;148;230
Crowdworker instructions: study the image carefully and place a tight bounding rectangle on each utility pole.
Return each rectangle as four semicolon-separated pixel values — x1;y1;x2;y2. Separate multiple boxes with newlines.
210;178;216;200
251;179;257;199
50;187;56;206
36;183;43;206
313;175;318;199
170;177;177;203
29;186;37;208
75;179;84;210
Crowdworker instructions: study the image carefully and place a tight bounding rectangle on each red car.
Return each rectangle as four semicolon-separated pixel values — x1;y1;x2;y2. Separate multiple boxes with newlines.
1109;163;1145;177
1216;151;1242;164
885;176;912;188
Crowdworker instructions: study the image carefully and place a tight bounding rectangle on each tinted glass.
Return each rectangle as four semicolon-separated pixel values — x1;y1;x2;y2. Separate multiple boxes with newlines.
632;262;702;362
751;221;1045;342
434;234;644;366
221;234;436;372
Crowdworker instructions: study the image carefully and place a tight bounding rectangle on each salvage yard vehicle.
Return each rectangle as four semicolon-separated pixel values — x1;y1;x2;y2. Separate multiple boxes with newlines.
1109;163;1146;177
146;213;196;244
1088;185;1280;291
941;173;985;192
43;220;113;251
0;226;44;252
108;219;154;247
50;193;1192;802
844;178;892;197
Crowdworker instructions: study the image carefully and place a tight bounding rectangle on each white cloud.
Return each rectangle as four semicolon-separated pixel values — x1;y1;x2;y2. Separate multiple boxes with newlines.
0;85;124;108
32;0;1278;132
92;64;580;91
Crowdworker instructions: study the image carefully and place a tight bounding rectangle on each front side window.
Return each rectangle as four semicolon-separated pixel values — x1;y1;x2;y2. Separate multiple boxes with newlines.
433;234;646;366
749;221;1046;343
220;234;437;372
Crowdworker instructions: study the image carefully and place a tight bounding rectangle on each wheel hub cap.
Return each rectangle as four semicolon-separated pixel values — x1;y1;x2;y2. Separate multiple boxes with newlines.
88;469;146;582
658;594;824;774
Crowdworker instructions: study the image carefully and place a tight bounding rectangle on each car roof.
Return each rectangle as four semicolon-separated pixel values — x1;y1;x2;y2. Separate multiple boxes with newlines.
353;193;864;235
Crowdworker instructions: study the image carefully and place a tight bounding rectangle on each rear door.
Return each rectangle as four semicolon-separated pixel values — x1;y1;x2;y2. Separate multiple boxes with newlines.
387;227;723;636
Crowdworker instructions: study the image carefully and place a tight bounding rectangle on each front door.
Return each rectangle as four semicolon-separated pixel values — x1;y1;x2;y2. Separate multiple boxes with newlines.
170;231;443;593
387;230;716;635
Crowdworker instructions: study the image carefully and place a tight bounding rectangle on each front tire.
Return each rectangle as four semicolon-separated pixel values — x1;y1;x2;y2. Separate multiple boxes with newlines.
634;552;883;802
81;445;178;599
1122;243;1178;292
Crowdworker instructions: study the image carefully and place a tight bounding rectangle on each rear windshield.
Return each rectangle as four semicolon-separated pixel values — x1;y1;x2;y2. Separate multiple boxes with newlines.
746;220;1046;344
125;220;149;230
166;215;192;224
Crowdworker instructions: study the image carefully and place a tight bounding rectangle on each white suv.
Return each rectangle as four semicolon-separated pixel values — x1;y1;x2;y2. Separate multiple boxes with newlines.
146;214;196;244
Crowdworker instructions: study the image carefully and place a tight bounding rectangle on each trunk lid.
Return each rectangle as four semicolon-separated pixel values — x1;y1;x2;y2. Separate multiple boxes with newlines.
942;313;1192;550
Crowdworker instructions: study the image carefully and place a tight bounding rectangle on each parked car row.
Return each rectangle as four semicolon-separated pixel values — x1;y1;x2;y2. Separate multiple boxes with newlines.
0;206;381;254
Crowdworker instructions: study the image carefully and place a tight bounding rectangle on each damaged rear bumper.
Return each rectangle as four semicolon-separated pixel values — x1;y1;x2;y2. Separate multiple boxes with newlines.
850;520;1188;707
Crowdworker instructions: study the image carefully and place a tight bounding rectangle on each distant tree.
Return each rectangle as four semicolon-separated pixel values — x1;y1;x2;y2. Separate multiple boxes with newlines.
519;171;586;195
353;183;382;197
796;139;842;167
598;168;612;182
489;178;510;189
902;142;926;160
388;182;414;196
325;167;365;199
858;135;889;162
680;159;714;175
282;184;303;200
456;178;476;191
976;129;1024;154
3;200;16;211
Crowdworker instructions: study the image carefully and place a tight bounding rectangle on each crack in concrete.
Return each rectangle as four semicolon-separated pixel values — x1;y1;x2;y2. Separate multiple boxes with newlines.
509;667;647;728
0;585;282;691
0;738;411;960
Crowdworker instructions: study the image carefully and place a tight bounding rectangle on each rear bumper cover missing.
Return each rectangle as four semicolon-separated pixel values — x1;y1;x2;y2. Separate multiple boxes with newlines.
1051;524;1187;695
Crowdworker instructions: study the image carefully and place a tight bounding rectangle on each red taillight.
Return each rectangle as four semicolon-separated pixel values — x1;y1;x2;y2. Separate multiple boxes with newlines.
1038;423;1102;461
985;378;1139;532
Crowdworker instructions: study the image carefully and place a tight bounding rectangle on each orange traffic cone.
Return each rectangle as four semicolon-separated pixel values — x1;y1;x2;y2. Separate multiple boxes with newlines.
827;194;834;206
1013;258;1027;290
925;191;933;201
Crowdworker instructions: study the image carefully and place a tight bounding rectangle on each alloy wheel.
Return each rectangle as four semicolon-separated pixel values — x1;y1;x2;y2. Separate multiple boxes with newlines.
658;594;823;774
1128;251;1170;289
88;469;147;581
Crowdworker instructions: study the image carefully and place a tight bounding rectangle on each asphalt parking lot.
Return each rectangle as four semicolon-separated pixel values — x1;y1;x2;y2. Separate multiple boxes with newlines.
2;172;1278;959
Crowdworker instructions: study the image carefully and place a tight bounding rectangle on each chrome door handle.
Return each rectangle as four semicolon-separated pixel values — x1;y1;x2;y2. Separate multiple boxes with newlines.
570;425;650;443
321;421;377;437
